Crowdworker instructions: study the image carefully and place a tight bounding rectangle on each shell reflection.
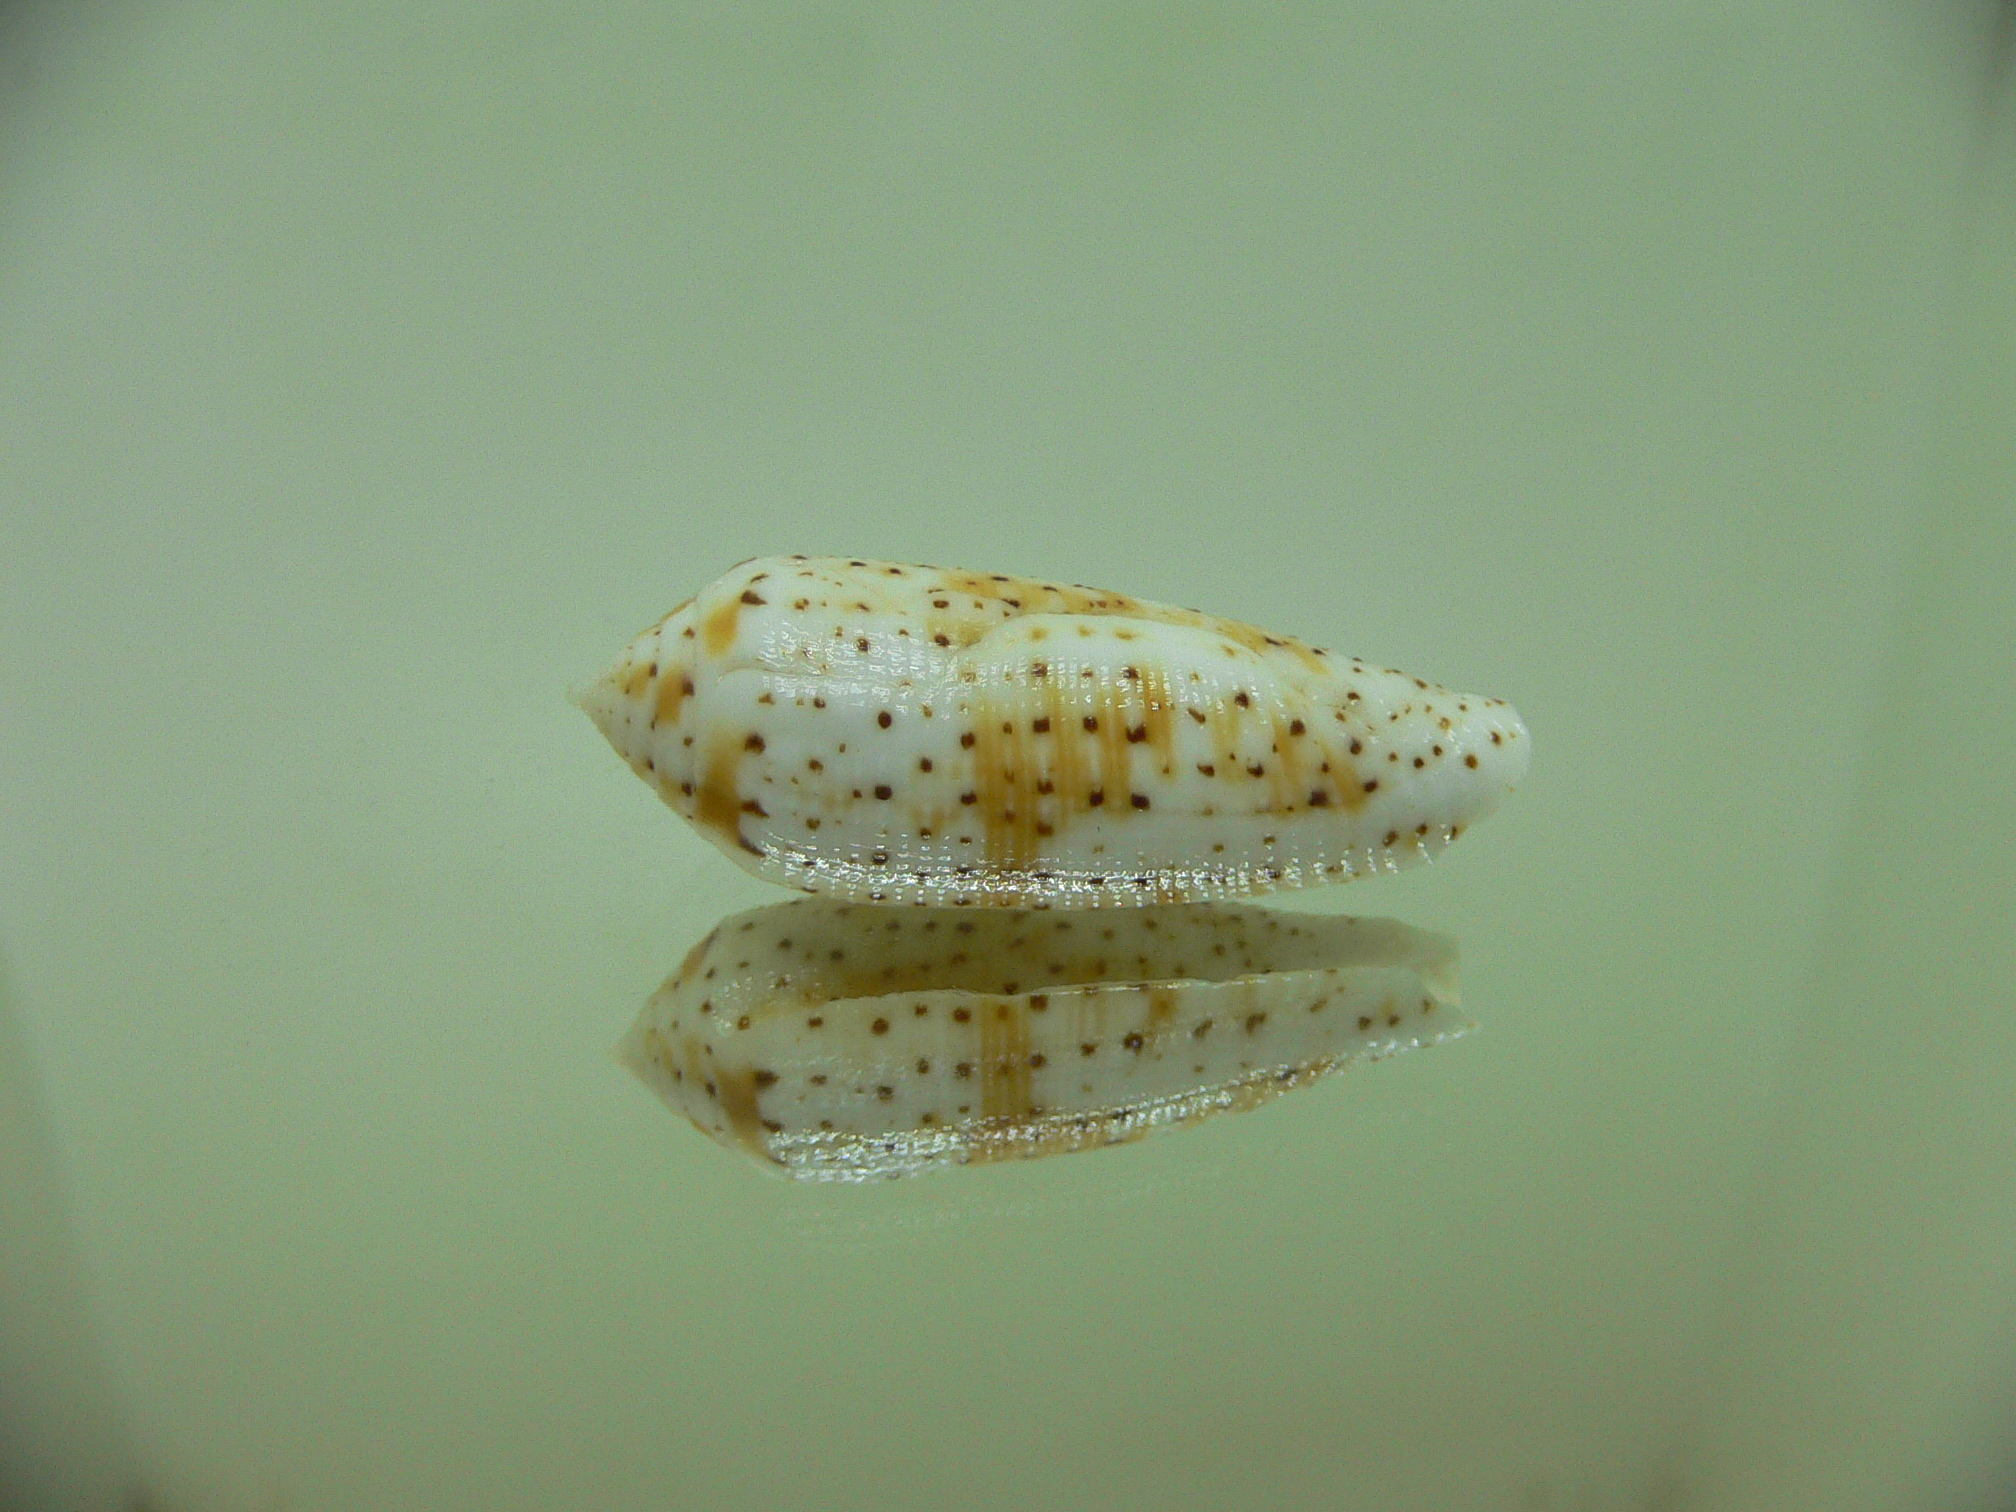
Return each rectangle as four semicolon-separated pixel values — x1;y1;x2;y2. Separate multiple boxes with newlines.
622;899;1468;1181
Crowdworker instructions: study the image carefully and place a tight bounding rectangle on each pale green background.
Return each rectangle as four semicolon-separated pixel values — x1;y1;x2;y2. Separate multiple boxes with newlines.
2;5;2013;1511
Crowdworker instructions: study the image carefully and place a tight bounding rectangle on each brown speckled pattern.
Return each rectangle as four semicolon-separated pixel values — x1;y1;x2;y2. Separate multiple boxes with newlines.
620;898;1467;1180
579;556;1530;906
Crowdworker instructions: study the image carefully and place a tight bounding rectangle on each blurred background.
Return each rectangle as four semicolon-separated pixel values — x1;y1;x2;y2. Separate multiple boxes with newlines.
2;4;2012;1509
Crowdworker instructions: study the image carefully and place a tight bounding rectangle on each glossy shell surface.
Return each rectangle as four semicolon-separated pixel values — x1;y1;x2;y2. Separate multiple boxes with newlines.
580;555;1529;906
621;898;1467;1180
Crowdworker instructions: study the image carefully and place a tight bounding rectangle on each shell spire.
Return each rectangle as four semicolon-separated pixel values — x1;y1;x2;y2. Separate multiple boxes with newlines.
580;555;1529;906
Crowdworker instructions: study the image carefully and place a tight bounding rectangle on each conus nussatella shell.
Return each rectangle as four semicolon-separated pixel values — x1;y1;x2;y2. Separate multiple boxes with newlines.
621;898;1466;1180
579;556;1528;906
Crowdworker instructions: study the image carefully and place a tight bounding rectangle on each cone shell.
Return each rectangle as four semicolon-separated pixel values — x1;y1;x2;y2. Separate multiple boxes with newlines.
579;556;1529;906
620;898;1467;1181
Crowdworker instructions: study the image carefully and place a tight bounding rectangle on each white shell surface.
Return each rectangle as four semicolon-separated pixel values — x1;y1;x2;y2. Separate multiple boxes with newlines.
580;555;1529;906
620;899;1468;1181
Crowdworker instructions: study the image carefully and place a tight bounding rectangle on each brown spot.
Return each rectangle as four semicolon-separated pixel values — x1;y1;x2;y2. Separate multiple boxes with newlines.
952;1007;971;1023
1083;715;1098;731
1363;779;1379;793
1033;716;1051;733
744;732;765;752
740;589;765;606
1244;1012;1267;1034
695;733;763;854
710;1067;766;1156
874;784;893;800
1466;754;1479;768
919;757;933;772
1122;1032;1145;1052
878;710;893;728
654;672;694;726
702;596;742;655
961;731;976;748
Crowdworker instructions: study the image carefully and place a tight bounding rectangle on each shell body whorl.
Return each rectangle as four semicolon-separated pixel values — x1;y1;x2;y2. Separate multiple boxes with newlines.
580;556;1528;906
